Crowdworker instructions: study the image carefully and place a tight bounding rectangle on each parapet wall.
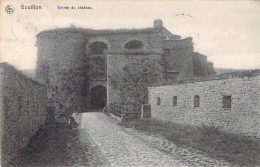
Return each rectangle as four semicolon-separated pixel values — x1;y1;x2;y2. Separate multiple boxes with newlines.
148;73;260;137
0;63;47;166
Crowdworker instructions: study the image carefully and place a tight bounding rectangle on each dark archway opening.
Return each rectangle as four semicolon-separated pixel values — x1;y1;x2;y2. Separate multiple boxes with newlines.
125;40;144;50
89;42;108;55
90;85;106;109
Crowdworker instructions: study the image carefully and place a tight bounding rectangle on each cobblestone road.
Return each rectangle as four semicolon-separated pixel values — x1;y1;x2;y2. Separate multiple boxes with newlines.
81;112;189;167
81;112;231;167
124;127;231;167
16;112;230;167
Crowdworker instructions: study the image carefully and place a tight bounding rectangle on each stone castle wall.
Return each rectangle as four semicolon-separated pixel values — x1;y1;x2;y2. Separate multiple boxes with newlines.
36;30;88;121
36;20;215;121
86;30;164;109
107;53;165;109
0;63;47;166
148;74;260;137
163;38;194;80
193;52;215;77
36;28;165;120
86;30;163;54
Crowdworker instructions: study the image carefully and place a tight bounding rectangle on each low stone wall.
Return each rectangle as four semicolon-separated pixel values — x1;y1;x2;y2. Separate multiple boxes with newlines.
148;74;260;137
0;63;47;166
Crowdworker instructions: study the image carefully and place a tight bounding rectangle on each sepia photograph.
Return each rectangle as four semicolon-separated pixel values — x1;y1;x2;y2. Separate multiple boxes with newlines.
0;0;260;166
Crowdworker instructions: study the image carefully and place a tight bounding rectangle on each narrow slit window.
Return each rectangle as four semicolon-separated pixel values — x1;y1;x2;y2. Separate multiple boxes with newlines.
223;96;231;109
172;96;177;106
194;95;200;108
157;97;161;106
18;96;22;110
27;98;30;111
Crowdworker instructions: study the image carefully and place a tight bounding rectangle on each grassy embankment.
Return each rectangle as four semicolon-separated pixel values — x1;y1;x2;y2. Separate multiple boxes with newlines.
120;119;260;166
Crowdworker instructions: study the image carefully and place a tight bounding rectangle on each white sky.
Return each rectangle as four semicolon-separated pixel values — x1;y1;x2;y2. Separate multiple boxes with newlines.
1;0;260;70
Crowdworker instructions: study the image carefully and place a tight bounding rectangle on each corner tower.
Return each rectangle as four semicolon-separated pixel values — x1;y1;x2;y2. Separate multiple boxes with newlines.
36;29;88;121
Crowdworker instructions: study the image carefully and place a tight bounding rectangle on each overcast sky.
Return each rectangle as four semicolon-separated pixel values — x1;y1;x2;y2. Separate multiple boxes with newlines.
1;0;260;69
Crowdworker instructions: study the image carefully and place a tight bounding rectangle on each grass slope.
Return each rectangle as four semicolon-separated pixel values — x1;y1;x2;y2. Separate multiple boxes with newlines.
120;119;260;166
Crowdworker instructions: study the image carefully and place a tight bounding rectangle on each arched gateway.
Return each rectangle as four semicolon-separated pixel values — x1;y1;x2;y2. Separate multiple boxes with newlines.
90;85;106;109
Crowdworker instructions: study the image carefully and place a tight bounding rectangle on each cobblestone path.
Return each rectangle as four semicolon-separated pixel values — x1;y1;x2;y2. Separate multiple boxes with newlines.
124;127;231;167
81;112;231;167
15;112;231;167
81;112;188;167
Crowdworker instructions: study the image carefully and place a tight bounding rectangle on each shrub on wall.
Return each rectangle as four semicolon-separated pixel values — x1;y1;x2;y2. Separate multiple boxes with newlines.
109;55;165;105
49;66;89;116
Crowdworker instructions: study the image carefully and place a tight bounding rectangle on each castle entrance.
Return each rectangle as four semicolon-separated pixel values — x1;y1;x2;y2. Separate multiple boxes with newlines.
90;85;106;109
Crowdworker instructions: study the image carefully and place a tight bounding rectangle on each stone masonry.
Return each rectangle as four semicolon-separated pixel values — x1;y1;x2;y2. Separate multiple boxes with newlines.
148;73;260;137
0;63;47;166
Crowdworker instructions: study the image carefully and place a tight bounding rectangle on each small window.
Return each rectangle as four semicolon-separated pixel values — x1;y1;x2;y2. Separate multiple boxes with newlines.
18;96;22;110
33;96;37;111
60;104;64;110
27;98;30;110
157;97;161;106
164;49;170;55
223;96;231;109
194;95;200;108
172;96;177;106
3;97;10;112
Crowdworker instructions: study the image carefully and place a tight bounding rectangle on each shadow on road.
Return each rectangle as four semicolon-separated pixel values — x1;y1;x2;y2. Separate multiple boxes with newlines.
12;123;97;167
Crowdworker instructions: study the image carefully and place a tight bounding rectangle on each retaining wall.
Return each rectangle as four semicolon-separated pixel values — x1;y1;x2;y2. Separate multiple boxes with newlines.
0;63;47;166
148;74;260;137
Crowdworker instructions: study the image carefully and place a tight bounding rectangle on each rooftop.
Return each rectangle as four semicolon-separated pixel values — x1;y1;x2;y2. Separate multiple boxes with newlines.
150;69;260;88
37;27;156;37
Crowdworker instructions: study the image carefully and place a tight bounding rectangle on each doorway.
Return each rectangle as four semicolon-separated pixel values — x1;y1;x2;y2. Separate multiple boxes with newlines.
90;85;106;109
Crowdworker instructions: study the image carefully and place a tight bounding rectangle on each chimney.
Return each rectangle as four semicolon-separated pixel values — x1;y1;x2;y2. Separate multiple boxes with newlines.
154;19;163;29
